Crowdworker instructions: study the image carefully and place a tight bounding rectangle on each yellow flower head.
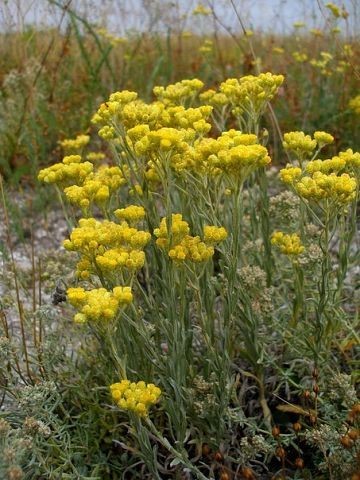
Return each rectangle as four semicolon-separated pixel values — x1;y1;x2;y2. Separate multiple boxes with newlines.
271;231;304;256
313;131;334;148
110;380;161;417
67;286;133;323
59;134;90;153
349;95;360;115
114;205;146;223
283;131;316;158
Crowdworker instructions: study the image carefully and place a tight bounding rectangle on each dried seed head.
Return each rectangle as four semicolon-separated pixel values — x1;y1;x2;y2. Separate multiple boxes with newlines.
220;470;230;480
0;418;11;435
303;390;311;400
309;414;317;425
340;435;354;449
214;451;223;462
202;443;211;456
272;425;281;437
6;466;23;480
276;446;286;459
348;429;359;441
241;467;255;479
293;421;302;432
3;447;16;463
350;403;360;418
313;383;320;395
295;457;304;469
312;367;319;379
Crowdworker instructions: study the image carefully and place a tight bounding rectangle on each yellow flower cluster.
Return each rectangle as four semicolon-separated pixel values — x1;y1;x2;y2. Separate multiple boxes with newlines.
338;149;360;170
313;131;334;147
131;127;193;157
67;286;133;323
110;380;161;417
86;152;106;162
349;95;360;115
63;218;151;278
219;73;284;117
153;79;204;105
188;130;270;177
199;39;213;55
199;89;228;108
59;134;90;153
91;90;138;126
114;205;145;223
88;75;280;183
38;155;93;185
154;214;226;264
192;4;211;15
326;2;348;18
292;52;308;63
306;157;345;174
208;143;270;177
295;172;357;204
271;231;305;255
283;130;334;159
96;28;127;47
280;164;357;205
64;166;126;210
203;226;228;244
283;132;317;157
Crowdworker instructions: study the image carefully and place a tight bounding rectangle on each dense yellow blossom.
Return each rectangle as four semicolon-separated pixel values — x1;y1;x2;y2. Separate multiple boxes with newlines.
86;152;106;162
63;166;126;210
207;142;270;177
313;131;334;147
203;226;228;244
306;157;346;175
99;126;116;140
349;95;360;115
96;28;127;47
192;4;211;15
91;90;138;126
295;172;356;204
283;132;317;157
200;89;228;107
38;157;93;185
199;39;213;55
59;134;90;153
154;214;190;249
325;2;341;17
271;231;305;255
96;248;145;271
219;73;284;117
114;205;146;223
153;79;204;105
110;380;161;417
154;214;226;264
273;47;285;55
280;149;358;205
292;52;308;63
279;166;302;185
338;149;360;170
64;218;150;278
188;130;269;177
64;218;151;253
67;286;133;323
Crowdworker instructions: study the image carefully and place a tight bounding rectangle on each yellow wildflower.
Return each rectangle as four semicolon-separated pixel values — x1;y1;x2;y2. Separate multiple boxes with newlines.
67;286;133;323
271;231;304;255
110;380;161;417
